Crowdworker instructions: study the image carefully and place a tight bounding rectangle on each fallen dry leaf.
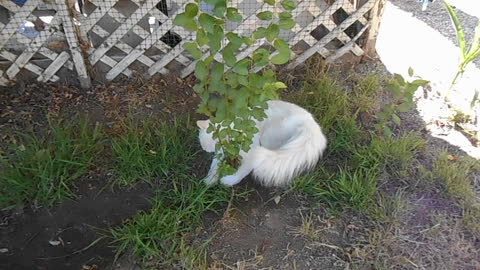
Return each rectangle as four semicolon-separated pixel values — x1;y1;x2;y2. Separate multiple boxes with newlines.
273;195;281;205
48;237;64;246
48;240;61;246
82;264;99;270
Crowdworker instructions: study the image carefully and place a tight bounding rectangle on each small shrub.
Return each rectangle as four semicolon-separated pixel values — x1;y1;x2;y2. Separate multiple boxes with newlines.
377;69;428;136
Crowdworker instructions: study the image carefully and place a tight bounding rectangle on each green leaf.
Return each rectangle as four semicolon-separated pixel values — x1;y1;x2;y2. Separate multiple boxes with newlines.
211;62;224;82
204;55;214;66
264;0;275;5
213;2;226;17
271;39;290;64
410;79;429;86
266;24;280;42
243;37;253;46
257;11;273;20
252;48;270;67
281;0;296;10
173;13;197;31
195;60;208;80
183;42;201;59
210;79;227;94
252;27;267;39
193;83;204;93
466;21;480;58
226;71;238;88
386;83;402;99
199;13;216;33
383;126;393;137
443;1;466;60
279;12;292;19
185;3;198;17
279;17;295;30
408;67;414;77
223;45;237;67
207;25;224;53
233;59;249;75
196;29;209;46
238;75;248;86
204;0;222;6
226;33;244;50
393;73;405;85
226;7;242;22
391;113;401;125
396;103;410;113
274;82;287;88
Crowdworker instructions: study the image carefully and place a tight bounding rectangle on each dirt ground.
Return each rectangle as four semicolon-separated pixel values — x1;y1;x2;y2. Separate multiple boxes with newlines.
1;59;479;270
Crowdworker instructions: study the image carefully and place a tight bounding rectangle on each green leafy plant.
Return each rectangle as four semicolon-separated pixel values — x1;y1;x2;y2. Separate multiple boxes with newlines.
376;68;428;136
174;0;295;176
443;1;480;101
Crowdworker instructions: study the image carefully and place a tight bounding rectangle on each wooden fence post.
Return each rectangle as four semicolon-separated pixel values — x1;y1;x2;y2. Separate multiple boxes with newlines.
363;0;386;57
56;0;91;88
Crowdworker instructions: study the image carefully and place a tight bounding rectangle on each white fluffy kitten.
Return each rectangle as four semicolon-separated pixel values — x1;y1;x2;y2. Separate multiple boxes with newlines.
197;100;327;187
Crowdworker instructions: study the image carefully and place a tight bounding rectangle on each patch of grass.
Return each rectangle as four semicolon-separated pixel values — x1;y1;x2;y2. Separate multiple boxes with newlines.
0;117;103;209
369;191;405;225
325;166;379;210
463;204;480;237
288;65;428;212
350;73;384;114
293;165;379;211
289;212;319;241
288;69;391;211
432;152;480;206
430;152;480;236
110;175;229;268
111;117;196;186
360;132;425;174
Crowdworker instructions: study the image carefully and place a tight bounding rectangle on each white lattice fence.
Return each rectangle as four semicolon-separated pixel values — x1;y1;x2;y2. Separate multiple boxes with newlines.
0;0;383;87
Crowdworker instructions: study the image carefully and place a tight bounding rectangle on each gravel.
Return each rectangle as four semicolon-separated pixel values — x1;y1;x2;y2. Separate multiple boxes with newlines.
389;0;480;67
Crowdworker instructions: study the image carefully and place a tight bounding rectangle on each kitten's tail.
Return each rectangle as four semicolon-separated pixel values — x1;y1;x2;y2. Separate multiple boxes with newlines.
250;117;327;187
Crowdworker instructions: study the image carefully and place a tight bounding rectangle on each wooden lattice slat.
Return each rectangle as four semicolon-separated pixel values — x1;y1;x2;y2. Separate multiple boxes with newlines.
0;0;383;86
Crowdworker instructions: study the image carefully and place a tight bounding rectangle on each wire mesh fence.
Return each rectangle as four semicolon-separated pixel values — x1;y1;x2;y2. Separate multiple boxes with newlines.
0;0;380;86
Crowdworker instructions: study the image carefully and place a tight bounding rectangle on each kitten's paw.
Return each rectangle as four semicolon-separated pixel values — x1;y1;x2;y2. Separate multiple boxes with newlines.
220;175;241;186
203;175;217;185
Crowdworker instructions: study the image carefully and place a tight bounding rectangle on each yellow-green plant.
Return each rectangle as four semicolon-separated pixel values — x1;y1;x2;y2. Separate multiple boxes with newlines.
443;1;480;101
173;0;295;175
376;68;428;136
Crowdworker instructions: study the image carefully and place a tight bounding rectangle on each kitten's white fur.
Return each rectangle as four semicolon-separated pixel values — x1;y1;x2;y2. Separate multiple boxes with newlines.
197;100;327;187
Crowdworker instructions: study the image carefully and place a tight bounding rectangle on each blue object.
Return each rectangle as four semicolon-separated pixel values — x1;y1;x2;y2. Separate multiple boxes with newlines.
10;0;27;4
418;0;435;11
199;1;214;15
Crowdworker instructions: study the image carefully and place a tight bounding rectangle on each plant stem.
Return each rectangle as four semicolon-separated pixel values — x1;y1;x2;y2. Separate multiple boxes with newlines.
446;70;462;102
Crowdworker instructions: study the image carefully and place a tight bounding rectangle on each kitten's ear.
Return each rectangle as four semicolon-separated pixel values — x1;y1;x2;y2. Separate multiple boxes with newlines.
196;120;209;129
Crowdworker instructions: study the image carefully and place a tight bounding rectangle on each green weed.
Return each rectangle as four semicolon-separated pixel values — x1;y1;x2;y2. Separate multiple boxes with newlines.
110;175;229;267
432;152;480;206
443;1;480;100
369;191;405;225
0;117;103;209
362;132;425;173
111;118;196;186
351;73;383;114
